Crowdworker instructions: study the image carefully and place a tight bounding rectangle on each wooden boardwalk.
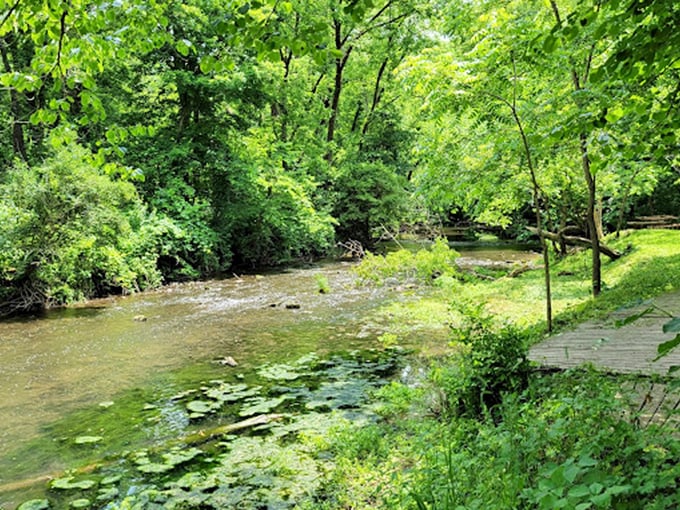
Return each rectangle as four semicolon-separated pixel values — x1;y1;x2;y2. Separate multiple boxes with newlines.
529;290;680;376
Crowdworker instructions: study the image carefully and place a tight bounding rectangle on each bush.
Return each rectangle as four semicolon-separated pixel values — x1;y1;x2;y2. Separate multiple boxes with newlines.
354;238;461;285
434;302;530;418
0;145;162;313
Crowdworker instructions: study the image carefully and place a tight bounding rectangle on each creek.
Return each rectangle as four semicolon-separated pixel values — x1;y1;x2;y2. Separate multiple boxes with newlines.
0;242;537;509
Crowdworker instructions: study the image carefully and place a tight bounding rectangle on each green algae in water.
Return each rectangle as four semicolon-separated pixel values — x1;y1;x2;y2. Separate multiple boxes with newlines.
10;349;403;510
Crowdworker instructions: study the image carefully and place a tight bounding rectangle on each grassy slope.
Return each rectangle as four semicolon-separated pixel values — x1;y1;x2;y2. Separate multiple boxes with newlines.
375;230;680;346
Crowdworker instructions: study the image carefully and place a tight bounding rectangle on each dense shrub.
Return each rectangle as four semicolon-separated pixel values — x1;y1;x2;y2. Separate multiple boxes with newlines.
0;145;162;313
433;303;530;418
354;238;461;285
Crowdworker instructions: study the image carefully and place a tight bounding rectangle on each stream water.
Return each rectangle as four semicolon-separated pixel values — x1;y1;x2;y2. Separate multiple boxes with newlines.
0;243;538;509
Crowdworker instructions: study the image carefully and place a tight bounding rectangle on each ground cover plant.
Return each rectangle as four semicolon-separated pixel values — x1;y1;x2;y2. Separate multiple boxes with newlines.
302;229;680;509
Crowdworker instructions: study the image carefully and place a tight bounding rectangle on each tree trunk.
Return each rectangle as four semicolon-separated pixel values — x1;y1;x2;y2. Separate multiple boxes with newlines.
580;133;601;296
550;0;601;297
508;94;552;332
325;20;353;163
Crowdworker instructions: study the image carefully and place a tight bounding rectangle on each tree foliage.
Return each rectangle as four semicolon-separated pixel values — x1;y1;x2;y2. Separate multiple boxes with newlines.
1;0;679;312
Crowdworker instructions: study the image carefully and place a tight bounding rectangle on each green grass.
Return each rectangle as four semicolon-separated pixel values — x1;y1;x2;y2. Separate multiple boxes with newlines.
316;230;680;509
366;230;680;344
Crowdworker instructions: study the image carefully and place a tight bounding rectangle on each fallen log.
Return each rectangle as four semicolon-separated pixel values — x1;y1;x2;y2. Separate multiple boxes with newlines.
526;227;622;260
182;413;285;446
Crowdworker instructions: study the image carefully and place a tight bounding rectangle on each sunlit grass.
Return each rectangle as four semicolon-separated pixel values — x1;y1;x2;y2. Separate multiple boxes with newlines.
368;229;680;341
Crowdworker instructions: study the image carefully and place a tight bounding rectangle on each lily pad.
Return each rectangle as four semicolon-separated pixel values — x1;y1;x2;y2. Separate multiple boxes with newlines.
203;383;259;403
70;499;91;509
96;487;119;501
74;436;103;445
50;477;97;490
258;364;305;381
137;462;175;474
238;396;289;417
17;500;50;510
162;447;203;466
100;475;121;485
186;400;214;414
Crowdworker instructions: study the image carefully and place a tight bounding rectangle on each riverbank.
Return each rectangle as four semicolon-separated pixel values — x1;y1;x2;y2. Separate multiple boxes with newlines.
300;229;680;509
4;230;680;509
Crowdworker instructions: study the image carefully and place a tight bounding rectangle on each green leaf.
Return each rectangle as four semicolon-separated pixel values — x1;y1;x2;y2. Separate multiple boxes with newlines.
543;34;557;53
186;400;214;414
51;477;97;490
137;462;174;474
605;106;624;123
176;39;192;57
614;307;654;327
655;334;680;361
568;485;591;498
200;55;216;73
563;461;580;484
17;500;50;510
662;317;680;333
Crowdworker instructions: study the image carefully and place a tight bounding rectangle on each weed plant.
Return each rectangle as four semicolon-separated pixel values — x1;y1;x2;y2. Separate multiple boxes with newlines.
354;238;461;285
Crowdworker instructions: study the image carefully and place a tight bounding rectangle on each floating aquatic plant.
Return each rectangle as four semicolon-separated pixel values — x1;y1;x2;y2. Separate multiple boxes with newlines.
50;477;96;491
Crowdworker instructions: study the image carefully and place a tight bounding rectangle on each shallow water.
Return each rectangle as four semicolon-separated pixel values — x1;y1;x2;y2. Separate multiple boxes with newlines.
0;264;393;497
0;247;536;507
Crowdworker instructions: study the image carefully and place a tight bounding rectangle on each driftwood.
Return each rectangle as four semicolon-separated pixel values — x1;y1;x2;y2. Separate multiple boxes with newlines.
0;414;286;496
337;239;365;259
182;413;285;446
526;227;622;260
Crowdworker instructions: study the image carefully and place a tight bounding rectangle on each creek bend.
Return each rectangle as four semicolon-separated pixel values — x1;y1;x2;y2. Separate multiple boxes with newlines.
0;243;538;508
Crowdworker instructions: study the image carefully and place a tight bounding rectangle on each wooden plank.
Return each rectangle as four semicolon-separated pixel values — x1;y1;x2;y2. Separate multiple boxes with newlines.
529;290;680;376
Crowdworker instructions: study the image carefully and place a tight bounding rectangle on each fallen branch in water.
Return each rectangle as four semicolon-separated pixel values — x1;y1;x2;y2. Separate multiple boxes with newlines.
182;413;286;446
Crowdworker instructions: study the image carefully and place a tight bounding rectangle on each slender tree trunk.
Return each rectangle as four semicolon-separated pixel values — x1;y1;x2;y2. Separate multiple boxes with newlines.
580;133;601;295
360;55;388;139
326;20;353;161
551;0;601;296
512;107;552;332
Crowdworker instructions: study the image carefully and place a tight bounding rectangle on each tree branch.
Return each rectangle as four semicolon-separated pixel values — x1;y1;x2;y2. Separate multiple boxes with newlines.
0;0;21;34
51;9;68;78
